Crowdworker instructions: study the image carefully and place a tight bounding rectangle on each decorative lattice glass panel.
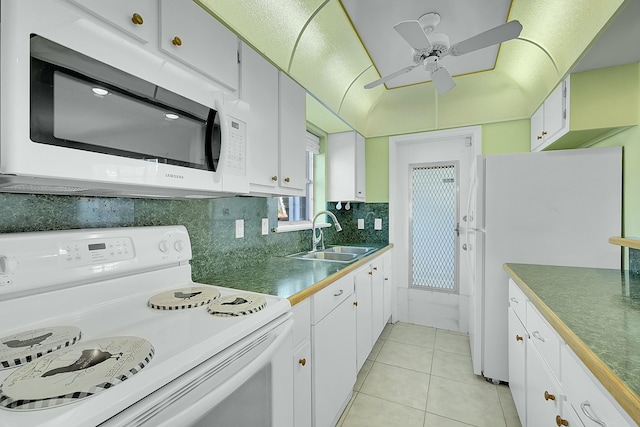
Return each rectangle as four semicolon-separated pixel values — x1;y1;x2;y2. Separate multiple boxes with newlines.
411;164;457;292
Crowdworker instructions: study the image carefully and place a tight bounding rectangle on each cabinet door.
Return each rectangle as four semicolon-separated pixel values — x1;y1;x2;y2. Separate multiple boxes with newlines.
355;132;366;201
508;308;527;425
530;104;544;151
543;80;567;143
293;341;312;427
159;0;238;91
240;43;279;192
354;267;373;371
371;261;385;340
278;72;306;196
67;0;155;43
383;267;392;326
526;342;563;427
312;296;357;427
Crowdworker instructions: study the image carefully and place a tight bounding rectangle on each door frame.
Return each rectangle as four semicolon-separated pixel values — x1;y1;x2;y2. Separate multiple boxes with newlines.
389;126;482;330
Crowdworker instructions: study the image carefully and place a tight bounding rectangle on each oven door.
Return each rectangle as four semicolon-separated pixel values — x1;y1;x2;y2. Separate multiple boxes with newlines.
100;314;294;427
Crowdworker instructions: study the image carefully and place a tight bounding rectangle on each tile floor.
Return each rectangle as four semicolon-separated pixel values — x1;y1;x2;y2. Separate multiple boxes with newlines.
336;322;522;427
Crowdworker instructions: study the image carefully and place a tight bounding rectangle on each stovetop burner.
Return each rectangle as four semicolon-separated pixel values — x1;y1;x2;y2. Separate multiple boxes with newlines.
207;293;267;317
0;336;153;411
148;286;220;310
0;326;82;370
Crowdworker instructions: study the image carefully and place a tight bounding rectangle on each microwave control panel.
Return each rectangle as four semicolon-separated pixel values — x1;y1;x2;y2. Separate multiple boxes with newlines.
225;117;246;176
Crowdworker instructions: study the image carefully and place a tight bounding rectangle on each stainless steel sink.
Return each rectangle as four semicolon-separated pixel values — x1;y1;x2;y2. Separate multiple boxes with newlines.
286;245;377;263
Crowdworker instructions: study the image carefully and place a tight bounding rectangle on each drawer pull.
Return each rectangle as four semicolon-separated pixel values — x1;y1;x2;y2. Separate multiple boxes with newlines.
172;36;183;46
544;391;556;401
555;415;568;426
334;290;344;297
298;358;307;367
284;177;291;183
131;13;144;25
353;301;358;307
373;267;378;271
510;297;520;303
532;331;546;342
580;401;607;426
271;176;278;181
515;335;524;342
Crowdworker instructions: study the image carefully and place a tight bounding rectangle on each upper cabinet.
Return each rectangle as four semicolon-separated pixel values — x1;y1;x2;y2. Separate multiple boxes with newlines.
159;0;238;91
66;0;156;44
531;78;569;152
532;62;640;151
327;131;366;202
241;43;307;197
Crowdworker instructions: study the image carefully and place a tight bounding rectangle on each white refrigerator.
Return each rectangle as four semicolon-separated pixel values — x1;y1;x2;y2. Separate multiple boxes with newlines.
466;146;622;383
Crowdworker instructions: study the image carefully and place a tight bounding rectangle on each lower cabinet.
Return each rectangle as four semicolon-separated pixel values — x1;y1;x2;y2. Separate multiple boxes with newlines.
507;308;527;422
292;299;312;427
525;340;562;426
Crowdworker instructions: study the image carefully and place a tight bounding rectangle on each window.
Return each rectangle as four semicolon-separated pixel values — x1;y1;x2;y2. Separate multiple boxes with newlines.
277;132;319;229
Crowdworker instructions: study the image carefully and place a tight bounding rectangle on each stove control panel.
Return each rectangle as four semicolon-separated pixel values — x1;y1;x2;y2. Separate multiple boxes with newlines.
59;237;134;267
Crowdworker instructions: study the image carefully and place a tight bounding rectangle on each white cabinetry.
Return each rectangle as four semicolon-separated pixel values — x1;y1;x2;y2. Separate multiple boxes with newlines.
66;0;156;43
327;131;366;202
240;43;306;197
292;299;312;427
354;266;373;372
158;0;238;91
508;279;633;427
382;251;393;325
531;77;570;151
311;276;356;427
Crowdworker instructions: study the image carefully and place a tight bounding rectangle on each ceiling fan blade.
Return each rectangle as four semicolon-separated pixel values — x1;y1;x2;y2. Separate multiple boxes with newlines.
431;66;456;93
448;20;522;56
394;20;432;51
364;64;420;89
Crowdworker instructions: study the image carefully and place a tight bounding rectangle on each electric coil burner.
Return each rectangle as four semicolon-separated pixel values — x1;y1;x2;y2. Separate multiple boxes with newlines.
0;226;293;427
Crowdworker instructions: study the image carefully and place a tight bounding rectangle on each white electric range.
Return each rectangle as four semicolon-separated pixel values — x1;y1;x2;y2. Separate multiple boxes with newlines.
0;225;293;427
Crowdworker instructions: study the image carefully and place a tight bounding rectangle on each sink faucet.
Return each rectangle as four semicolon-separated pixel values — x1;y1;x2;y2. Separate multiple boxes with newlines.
311;210;342;252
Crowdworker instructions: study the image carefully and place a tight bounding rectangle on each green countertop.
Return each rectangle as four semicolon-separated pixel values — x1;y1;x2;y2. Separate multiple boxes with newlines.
504;263;640;422
199;245;392;305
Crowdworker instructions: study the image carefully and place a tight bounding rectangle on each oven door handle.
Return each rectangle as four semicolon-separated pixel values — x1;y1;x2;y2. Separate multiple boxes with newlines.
154;318;293;427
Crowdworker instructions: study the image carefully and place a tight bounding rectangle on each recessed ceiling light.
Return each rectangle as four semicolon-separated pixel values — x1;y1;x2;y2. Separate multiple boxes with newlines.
92;87;109;96
164;113;180;120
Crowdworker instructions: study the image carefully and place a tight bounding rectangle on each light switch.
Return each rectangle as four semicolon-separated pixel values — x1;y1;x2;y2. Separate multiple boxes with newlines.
261;218;269;235
235;219;244;238
374;218;382;230
357;219;364;229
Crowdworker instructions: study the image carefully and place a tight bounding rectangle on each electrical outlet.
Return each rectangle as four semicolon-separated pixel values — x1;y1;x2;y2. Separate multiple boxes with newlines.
357;219;364;229
235;219;244;238
261;218;269;235
374;218;382;230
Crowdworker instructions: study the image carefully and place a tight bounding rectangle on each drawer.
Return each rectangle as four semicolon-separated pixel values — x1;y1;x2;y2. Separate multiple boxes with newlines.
311;275;353;325
526;302;561;380
508;279;528;323
561;345;633;427
291;298;311;347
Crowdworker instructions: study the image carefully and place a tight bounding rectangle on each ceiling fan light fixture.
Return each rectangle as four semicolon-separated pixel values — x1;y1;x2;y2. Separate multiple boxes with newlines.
417;12;440;34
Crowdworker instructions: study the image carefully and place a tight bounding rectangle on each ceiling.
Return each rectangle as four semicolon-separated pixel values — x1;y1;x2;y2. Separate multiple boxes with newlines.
195;0;632;137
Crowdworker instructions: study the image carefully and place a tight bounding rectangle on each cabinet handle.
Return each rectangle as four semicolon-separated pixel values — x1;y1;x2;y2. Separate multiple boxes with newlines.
131;13;144;25
368;271;372;276
555;415;569;426
172;36;183;46
334;290;344;297
515;335;523;342
353;301;358;307
384;277;389;281
580;401;607;426
298;358;306;366
542;131;548;136
373;267;378;271
509;297;519;304
544;391;556;401
271;176;278;181
537;135;543;140
284;177;291;183
532;331;546;342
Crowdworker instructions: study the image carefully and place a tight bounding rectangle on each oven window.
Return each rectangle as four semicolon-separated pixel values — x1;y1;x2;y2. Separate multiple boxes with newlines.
29;35;220;171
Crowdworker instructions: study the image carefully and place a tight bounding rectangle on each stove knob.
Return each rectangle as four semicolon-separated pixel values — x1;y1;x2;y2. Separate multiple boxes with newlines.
0;256;16;274
174;240;184;252
158;240;170;253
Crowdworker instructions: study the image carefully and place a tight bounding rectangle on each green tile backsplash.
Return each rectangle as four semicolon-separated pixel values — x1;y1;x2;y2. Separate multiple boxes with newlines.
0;193;389;281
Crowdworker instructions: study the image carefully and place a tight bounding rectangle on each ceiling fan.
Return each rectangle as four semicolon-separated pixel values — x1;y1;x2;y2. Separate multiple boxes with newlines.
364;12;522;93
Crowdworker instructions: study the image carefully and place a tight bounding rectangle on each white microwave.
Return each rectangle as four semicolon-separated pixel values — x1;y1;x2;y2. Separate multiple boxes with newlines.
0;0;249;198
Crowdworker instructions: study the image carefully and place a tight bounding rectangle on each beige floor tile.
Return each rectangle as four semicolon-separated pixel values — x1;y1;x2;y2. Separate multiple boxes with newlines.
336;392;358;427
424;412;474;427
387;322;436;348
430;349;485;385
497;385;522;427
360;362;430;410
380;322;393;340
434;330;472;356
367;338;384;361
376;340;434;373
427;376;506;427
354;359;373;391
341;393;425;427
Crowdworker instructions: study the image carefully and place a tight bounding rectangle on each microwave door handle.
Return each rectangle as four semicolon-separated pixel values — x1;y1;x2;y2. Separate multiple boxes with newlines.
204;108;219;173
